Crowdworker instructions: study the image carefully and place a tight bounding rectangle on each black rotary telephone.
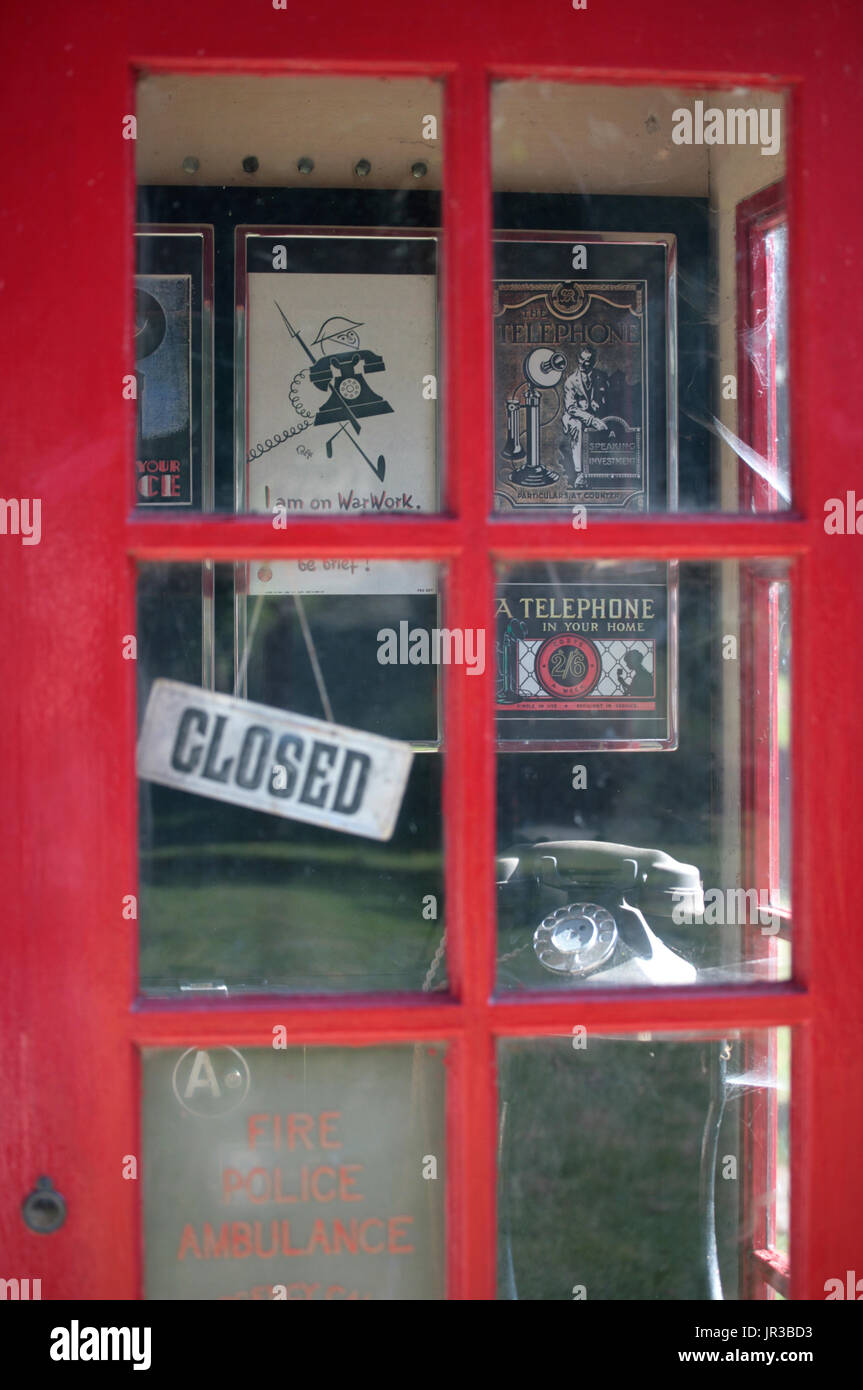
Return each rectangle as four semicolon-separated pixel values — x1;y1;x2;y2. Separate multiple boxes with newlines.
309;348;392;427
496;839;704;988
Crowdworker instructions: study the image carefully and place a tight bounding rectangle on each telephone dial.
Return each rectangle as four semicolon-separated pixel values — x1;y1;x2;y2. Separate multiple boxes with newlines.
497;839;704;988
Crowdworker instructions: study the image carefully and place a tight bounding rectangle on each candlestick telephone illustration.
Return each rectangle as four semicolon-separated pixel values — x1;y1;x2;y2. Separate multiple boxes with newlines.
247;304;392;481
501;346;567;489
501;343;634;490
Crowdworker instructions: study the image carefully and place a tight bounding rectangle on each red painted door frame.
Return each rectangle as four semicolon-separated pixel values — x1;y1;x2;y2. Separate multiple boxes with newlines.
1;0;862;1301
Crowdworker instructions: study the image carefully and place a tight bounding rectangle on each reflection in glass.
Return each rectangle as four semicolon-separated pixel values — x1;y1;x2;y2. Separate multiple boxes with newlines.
766;222;789;505
497;1031;790;1300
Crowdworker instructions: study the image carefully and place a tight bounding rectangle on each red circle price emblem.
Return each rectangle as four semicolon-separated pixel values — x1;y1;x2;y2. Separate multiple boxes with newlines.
535;634;600;699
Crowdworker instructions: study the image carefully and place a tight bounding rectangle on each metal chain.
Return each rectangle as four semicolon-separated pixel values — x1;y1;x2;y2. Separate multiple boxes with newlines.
422;933;447;992
422;933;530;990
497;941;530;963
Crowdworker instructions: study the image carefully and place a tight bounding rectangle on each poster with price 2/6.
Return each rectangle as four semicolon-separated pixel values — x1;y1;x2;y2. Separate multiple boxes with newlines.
496;564;677;750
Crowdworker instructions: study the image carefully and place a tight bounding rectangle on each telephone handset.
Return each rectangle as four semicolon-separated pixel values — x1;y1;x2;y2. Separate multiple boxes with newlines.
497;839;704;987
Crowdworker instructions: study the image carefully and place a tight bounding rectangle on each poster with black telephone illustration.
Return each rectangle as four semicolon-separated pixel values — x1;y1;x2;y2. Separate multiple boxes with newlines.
239;229;438;597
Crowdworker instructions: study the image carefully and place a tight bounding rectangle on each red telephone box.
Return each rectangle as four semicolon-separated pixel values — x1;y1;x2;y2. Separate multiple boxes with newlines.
1;0;862;1310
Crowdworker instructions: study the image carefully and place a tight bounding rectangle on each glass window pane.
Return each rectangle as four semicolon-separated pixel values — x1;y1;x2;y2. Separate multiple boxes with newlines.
496;559;792;989
143;1044;446;1300
492;82;789;514
137;562;445;995
134;74;442;515
497;1030;790;1300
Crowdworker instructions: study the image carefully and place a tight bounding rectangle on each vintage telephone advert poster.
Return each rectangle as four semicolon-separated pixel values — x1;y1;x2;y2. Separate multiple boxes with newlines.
240;230;438;596
134;227;212;509
493;235;675;514
496;569;676;748
134;272;193;504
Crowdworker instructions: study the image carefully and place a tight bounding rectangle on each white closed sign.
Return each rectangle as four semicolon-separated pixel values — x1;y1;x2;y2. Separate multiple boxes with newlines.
137;680;414;841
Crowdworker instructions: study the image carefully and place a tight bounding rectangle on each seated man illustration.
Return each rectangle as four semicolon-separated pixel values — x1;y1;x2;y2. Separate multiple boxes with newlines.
560;346;609;488
616;649;654;698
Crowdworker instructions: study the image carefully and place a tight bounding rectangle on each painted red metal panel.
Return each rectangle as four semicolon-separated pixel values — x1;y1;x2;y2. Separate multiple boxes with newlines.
739;178;790;1280
737;183;787;514
752;1246;791;1300
739;572;783;1298
438;66;498;1299
0;0;862;1304
124;515;808;561
0;1;138;1302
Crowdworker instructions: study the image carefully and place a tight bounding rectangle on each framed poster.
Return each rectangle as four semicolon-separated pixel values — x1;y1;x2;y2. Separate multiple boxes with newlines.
495;563;678;750
493;232;676;514
236;227;439;597
134;225;213;509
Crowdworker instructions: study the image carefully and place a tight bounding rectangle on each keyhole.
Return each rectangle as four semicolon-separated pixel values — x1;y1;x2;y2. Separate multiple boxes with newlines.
22;1176;67;1233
